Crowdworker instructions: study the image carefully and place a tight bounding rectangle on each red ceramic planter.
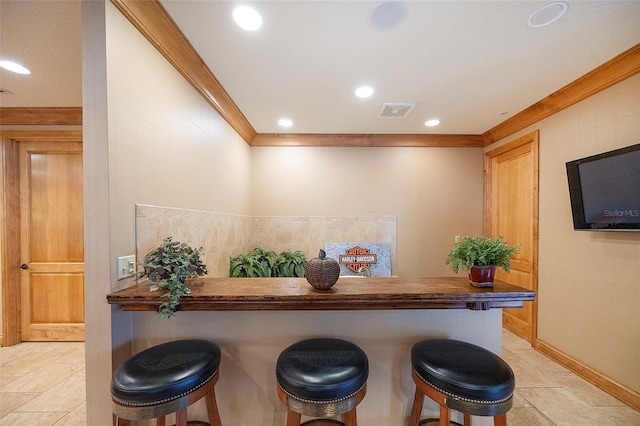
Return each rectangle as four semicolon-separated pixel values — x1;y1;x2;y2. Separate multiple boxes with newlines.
468;265;496;287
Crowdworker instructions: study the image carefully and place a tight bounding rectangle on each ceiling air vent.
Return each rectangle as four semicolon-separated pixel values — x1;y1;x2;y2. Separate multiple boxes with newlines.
377;102;416;119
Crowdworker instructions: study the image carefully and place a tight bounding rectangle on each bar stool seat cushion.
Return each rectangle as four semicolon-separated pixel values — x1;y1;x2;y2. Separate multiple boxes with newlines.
411;339;514;403
276;338;368;401
111;339;221;406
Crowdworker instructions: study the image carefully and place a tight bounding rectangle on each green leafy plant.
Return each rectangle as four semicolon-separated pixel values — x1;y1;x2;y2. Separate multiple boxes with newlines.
230;248;307;277
274;250;307;277
250;247;278;277
230;252;265;277
446;235;520;273
229;247;277;277
140;237;207;318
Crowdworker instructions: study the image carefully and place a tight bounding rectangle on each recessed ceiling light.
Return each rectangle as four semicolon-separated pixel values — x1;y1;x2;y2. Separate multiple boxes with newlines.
527;2;568;28
0;60;31;75
355;86;374;98
425;119;440;127
233;6;262;31
278;118;293;127
369;1;408;31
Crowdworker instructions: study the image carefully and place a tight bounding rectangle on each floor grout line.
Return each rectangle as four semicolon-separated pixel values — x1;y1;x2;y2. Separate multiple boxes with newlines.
1;330;638;425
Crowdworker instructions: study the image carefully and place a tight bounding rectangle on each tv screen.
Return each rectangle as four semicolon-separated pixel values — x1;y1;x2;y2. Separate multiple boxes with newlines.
566;143;640;231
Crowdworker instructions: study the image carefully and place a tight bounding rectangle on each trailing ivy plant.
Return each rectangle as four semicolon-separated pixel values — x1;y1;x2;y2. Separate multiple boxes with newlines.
140;237;207;318
445;235;520;273
274;250;307;277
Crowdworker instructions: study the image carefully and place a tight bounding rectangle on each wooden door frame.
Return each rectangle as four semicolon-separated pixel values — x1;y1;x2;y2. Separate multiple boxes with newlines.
484;130;539;343
1;130;83;346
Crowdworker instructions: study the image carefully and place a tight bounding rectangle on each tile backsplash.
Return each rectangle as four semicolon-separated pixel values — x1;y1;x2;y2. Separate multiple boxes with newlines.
136;204;396;277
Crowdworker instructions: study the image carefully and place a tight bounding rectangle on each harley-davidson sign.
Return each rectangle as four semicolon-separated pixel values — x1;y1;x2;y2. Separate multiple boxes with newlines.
325;242;392;277
339;246;378;273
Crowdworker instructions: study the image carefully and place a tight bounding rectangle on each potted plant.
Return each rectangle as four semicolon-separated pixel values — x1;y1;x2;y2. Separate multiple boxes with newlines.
445;235;520;287
229;252;266;277
249;247;278;277
230;248;307;277
140;237;207;317
274;250;307;277
229;247;277;277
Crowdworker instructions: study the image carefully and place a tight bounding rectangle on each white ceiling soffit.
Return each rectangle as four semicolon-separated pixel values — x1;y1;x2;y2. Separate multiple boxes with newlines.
158;1;640;135
1;1;639;136
0;0;82;107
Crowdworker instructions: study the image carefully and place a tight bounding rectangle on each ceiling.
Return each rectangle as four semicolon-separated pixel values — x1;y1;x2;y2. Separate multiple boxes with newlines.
1;0;639;136
0;0;82;108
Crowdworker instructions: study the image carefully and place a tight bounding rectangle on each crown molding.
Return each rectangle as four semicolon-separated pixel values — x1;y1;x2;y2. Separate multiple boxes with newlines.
252;133;484;148
0;107;82;125
110;0;257;144
483;43;640;146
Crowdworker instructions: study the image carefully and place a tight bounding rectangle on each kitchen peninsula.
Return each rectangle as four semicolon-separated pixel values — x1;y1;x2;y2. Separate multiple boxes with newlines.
107;277;534;425
107;276;535;312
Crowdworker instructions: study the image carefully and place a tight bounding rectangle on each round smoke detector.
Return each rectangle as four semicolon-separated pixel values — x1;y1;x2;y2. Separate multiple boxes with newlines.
369;1;408;31
528;2;568;28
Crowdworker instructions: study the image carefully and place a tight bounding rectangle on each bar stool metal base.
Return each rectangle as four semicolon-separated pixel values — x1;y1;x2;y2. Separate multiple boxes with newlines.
408;369;510;426
277;384;366;426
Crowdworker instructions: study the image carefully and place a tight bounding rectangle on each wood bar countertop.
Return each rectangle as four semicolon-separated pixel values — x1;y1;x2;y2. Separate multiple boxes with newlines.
106;277;535;312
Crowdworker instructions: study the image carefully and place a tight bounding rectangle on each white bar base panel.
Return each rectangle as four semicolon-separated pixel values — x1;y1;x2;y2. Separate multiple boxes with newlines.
130;309;503;426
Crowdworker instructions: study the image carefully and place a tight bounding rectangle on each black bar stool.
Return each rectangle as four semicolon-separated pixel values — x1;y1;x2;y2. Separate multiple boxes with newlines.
276;338;369;426
111;339;223;426
408;339;514;426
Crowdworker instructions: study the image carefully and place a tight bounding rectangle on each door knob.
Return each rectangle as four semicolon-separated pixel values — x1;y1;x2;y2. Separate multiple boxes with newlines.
20;264;29;270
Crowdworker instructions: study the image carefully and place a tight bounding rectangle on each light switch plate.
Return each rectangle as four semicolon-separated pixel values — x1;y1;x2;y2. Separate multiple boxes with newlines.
117;255;136;280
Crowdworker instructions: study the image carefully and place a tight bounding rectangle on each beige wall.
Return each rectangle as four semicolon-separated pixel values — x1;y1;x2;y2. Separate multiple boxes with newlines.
82;1;252;423
251;146;484;276
101;0;251;291
488;74;640;394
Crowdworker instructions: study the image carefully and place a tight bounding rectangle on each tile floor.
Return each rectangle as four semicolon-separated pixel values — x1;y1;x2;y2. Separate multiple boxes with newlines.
0;330;638;425
502;330;639;425
0;340;85;425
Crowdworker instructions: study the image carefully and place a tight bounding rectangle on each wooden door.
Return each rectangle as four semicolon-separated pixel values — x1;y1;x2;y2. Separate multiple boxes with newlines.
19;141;84;341
485;131;539;342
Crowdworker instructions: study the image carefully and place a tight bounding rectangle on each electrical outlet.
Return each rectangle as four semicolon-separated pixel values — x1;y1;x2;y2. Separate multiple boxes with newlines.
117;255;136;280
454;235;461;243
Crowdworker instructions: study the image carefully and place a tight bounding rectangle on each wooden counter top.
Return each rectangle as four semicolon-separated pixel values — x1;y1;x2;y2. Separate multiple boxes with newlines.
106;277;535;312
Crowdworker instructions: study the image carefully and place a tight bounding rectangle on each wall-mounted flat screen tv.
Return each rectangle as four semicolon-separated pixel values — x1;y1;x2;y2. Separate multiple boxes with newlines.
566;143;640;231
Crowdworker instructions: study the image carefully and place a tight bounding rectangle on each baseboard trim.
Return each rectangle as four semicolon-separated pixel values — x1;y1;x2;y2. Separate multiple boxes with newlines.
534;339;640;412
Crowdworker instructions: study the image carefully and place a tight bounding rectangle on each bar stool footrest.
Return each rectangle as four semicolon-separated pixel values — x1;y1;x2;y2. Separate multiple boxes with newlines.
418;419;463;426
300;420;344;426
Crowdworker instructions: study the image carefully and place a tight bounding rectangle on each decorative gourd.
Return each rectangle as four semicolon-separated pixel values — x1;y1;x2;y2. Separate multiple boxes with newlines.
305;249;340;290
